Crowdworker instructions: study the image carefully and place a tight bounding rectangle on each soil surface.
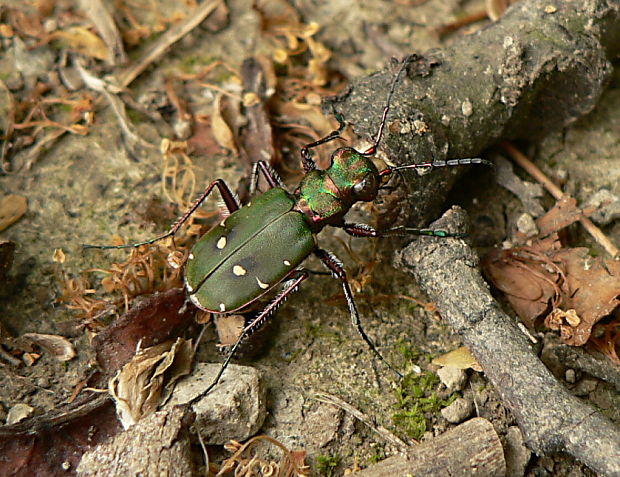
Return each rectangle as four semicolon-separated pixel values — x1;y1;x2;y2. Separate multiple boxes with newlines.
0;0;618;475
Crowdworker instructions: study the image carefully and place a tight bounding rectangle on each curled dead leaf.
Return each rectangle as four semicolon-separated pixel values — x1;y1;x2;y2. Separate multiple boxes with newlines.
21;333;76;361
49;27;111;62
211;94;237;153
52;248;65;264
0;23;13;37
432;346;483;372
109;338;193;429
242;91;260;108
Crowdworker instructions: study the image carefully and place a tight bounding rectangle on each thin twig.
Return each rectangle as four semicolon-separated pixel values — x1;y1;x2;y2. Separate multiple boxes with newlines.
313;392;409;451
501;141;619;258
117;0;224;88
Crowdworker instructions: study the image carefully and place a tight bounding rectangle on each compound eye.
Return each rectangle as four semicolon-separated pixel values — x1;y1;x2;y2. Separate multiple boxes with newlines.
352;173;379;201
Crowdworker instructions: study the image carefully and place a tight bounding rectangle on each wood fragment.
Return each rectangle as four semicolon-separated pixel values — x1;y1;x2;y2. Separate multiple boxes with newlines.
353;418;505;477
396;207;620;476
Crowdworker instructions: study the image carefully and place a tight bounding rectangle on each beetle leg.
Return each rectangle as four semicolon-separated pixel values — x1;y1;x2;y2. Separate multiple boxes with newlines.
249;160;286;195
197;271;309;398
342;223;466;239
314;248;403;379
84;179;240;249
300;110;347;172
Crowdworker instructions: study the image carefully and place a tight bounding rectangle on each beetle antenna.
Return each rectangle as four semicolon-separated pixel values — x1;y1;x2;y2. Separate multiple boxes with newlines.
380;157;495;177
363;55;413;156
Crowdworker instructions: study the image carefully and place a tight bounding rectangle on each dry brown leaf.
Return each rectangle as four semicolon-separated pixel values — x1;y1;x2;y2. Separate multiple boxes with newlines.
215;314;245;347
211;93;237;153
484;245;620;346
549;248;620;345
109;338;193;429
432;346;483;372
0;194;27;232
483;247;560;328
49;27;111;62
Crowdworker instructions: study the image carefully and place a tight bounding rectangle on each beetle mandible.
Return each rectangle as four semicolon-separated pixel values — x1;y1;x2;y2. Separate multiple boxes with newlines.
86;56;491;395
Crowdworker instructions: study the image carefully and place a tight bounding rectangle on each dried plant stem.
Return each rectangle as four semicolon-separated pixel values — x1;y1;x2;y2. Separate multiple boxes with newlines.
501;141;619;258
118;0;223;88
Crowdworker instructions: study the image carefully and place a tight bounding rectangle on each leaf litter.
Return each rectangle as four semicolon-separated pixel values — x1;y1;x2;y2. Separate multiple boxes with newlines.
484;144;620;363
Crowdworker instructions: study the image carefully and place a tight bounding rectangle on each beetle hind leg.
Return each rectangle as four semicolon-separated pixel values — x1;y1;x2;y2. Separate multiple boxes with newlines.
195;272;309;399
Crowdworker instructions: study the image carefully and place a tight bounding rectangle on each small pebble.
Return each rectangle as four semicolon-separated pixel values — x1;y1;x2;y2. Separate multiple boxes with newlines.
441;397;473;424
505;426;531;476
437;366;468;392
7;403;34;424
167;363;266;445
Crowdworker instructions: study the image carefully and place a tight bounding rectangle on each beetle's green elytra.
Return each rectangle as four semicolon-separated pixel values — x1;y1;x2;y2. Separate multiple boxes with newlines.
84;56;492;397
185;188;315;312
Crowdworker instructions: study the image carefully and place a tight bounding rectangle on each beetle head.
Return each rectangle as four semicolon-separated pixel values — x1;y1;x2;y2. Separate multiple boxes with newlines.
327;146;381;203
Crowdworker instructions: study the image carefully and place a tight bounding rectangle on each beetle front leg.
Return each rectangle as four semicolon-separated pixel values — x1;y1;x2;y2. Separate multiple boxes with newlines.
314;248;403;379
196;271;309;398
342;223;466;239
300;111;347;172
84;179;241;249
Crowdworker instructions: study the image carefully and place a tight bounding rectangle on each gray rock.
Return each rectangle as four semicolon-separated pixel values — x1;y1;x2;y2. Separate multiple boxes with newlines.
167;362;266;444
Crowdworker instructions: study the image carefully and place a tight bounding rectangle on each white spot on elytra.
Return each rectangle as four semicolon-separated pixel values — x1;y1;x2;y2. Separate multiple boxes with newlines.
189;294;202;309
219;303;226;312
216;236;227;249
247;202;252;207
283;260;291;266
233;265;247;276
256;277;269;289
186;282;193;292
188;253;194;260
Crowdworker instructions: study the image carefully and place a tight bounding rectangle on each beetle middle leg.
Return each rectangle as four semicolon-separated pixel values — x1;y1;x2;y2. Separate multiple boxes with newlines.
249;160;286;195
84;179;241;249
314;248;403;379
197;271;310;398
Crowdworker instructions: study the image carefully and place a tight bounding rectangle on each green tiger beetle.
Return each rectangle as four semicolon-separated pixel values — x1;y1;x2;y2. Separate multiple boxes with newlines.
85;56;491;395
